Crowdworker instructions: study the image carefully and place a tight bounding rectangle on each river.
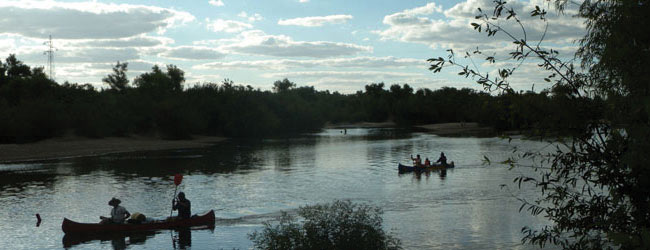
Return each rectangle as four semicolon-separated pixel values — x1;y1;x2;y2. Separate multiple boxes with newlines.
0;128;555;249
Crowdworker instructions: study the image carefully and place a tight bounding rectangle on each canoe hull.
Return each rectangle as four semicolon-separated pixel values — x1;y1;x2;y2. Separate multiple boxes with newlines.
62;210;215;234
398;162;454;172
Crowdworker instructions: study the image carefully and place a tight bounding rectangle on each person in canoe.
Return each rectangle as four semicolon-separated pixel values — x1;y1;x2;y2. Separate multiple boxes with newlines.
436;152;447;165
424;157;431;167
410;154;422;167
172;192;191;219
100;197;131;224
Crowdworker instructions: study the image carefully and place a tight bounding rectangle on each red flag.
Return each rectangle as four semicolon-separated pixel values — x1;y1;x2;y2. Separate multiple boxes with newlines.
174;174;183;186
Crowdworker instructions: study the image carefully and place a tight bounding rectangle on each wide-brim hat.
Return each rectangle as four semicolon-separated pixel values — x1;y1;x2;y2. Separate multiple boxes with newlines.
108;197;121;206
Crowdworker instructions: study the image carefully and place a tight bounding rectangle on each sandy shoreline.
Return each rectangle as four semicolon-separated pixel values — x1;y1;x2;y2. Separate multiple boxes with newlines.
324;121;396;129
0;122;493;163
0;135;226;163
327;121;494;136
416;122;495;136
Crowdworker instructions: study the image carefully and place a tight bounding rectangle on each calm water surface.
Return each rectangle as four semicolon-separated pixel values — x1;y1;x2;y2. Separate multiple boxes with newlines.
0;128;555;249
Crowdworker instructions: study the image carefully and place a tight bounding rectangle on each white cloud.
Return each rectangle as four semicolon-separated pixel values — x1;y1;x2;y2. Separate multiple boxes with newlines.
0;38;15;51
86;60;158;72
209;30;372;58
262;70;421;79
208;0;224;7
0;0;195;39
377;0;584;50
299;0;309;2
206;19;253;33
158;46;226;60
15;46;141;64
238;12;263;22
194;56;425;71
66;36;174;48
185;73;223;84
278;15;353;27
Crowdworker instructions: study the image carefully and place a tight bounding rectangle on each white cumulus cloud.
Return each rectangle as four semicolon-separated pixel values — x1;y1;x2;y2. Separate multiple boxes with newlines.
206;19;253;33
211;30;372;58
238;12;263;22
194;56;425;71
377;0;584;50
208;0;224;7
0;0;195;39
158;46;226;60
278;15;353;27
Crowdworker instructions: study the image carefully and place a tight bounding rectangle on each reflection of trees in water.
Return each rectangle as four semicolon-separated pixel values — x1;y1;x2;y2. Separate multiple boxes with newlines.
62;231;157;249
0;128;424;195
0;170;57;197
270;141;317;172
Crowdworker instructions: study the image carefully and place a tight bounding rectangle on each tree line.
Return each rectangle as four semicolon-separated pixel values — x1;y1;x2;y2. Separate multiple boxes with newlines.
0;54;600;143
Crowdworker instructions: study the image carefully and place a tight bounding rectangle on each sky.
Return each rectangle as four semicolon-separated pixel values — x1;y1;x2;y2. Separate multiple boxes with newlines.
0;0;585;93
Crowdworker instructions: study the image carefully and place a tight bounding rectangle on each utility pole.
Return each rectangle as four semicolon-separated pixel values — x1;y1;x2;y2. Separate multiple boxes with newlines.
43;35;56;80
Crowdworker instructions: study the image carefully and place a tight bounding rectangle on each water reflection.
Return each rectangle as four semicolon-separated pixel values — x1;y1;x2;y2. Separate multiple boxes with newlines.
398;169;449;181
173;229;191;249
62;231;157;249
0;128;556;249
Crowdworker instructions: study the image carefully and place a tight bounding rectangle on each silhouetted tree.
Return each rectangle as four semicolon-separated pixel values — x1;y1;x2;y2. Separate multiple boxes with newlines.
428;0;650;248
273;78;296;93
133;64;184;96
166;64;184;92
102;61;129;92
5;54;31;79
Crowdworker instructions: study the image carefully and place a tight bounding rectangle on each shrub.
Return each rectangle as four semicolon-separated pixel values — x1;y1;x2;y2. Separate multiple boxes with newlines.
249;200;401;250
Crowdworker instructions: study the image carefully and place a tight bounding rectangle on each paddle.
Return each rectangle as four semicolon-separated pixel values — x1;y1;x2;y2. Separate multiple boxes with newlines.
170;174;183;217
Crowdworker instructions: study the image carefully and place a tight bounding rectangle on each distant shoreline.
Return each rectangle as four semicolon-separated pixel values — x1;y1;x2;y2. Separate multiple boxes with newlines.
326;121;495;137
0;135;226;163
416;122;495;137
324;121;396;129
0;123;495;163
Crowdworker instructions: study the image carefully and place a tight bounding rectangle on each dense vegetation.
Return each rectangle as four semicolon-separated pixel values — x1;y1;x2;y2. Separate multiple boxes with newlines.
0;54;599;143
428;0;650;249
249;200;401;250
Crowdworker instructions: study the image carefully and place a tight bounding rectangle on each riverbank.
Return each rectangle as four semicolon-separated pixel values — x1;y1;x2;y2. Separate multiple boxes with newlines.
0;135;226;163
416;122;495;137
325;121;495;137
324;121;396;129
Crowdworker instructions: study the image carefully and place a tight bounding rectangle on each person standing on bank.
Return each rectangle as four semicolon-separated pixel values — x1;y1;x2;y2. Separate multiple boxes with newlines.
100;197;130;224
173;192;191;219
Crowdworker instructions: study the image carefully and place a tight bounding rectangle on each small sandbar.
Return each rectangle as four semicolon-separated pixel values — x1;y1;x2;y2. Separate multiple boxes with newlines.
416;122;494;137
324;121;396;129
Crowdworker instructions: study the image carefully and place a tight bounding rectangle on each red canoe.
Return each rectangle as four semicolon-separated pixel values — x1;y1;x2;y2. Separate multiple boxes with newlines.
398;162;455;172
62;210;215;234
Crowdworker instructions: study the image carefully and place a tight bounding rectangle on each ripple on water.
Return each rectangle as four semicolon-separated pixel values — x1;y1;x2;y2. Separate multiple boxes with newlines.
0;129;556;249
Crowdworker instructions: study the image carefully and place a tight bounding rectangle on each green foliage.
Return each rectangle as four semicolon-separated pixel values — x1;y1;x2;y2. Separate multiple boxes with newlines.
249;200;402;250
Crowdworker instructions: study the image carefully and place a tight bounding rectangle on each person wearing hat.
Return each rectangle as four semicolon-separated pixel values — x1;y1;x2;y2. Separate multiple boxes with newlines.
172;192;191;219
100;197;131;224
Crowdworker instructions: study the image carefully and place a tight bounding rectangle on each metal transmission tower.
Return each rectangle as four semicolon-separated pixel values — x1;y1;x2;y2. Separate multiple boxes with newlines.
43;35;57;80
